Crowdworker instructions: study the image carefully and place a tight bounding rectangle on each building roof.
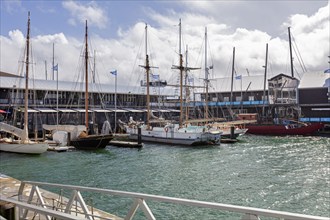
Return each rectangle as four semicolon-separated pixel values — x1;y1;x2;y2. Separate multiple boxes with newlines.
208;74;267;93
268;73;297;81
0;71;22;78
204;71;329;93
0;76;174;95
1;71;328;95
298;71;330;89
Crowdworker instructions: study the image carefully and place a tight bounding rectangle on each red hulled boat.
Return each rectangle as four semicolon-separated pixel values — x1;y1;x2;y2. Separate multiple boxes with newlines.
245;122;323;136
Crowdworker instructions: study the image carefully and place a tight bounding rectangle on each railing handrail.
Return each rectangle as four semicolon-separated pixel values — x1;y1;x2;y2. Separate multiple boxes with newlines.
0;196;82;220
18;180;329;220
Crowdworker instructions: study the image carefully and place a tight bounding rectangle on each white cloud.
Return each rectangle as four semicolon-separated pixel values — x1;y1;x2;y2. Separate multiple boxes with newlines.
1;2;328;92
282;2;329;73
284;3;329;33
3;0;24;14
8;29;25;46
62;1;108;29
34;33;69;44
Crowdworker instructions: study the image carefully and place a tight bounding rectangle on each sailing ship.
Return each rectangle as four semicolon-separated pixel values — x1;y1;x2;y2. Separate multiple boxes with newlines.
0;12;49;154
69;21;113;150
123;21;221;145
199;28;248;139
42;21;113;150
244;28;323;135
245;119;323;135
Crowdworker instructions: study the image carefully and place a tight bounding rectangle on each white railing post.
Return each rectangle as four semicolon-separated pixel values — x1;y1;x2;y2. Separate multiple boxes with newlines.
8;181;329;220
125;198;140;220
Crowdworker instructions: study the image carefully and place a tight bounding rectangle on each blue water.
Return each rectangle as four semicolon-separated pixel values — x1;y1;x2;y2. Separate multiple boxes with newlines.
0;135;329;219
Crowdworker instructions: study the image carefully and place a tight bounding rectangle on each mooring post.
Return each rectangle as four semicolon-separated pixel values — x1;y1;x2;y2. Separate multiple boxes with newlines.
230;126;235;139
67;132;71;146
137;126;142;144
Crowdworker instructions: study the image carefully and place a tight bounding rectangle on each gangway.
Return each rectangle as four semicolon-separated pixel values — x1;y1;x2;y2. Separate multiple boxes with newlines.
0;122;24;138
0;180;328;220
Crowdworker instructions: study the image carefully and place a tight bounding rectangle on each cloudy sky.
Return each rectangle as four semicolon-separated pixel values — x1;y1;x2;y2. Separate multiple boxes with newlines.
0;0;329;92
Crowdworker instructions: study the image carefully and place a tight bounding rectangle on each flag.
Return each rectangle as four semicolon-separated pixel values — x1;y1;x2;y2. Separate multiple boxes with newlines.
52;64;58;71
235;75;242;80
324;69;330;73
152;74;159;80
110;70;117;76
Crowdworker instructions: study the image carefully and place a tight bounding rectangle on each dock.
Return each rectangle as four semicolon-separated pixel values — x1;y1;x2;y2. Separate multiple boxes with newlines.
110;128;143;148
0;174;122;220
220;138;238;144
109;140;143;148
47;146;72;152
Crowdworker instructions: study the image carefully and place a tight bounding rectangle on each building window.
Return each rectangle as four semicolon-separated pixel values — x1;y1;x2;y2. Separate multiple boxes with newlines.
248;96;254;101
236;96;242;102
223;97;229;102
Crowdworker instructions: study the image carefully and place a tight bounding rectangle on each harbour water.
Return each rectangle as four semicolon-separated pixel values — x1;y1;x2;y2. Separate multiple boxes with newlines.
0;135;329;219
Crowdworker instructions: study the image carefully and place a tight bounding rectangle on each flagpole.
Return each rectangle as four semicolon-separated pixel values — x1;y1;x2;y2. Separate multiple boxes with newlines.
240;75;243;111
56;67;59;127
52;43;55;80
114;72;117;133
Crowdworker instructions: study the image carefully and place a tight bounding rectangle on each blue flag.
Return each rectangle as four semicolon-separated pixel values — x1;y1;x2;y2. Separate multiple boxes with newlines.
152;74;159;80
110;70;117;76
52;64;58;71
235;75;242;80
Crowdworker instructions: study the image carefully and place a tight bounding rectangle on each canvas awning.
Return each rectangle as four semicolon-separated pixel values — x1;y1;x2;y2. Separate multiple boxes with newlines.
91;109;112;113
124;108;145;113
74;109;93;113
35;108;57;113
158;109;172;113
18;108;39;113
112;109;129;113
58;108;77;113
169;109;180;113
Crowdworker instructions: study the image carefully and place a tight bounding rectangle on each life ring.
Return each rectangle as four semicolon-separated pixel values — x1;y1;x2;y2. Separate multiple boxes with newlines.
165;127;168;133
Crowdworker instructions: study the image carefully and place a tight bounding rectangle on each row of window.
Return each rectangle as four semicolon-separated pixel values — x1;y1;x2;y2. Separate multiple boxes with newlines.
211;96;266;102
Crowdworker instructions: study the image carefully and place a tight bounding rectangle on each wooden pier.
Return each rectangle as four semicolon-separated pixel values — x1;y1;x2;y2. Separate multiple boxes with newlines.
109;140;143;148
110;128;143;148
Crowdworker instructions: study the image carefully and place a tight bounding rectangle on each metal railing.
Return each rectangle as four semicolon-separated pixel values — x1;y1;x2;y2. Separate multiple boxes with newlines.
1;180;328;220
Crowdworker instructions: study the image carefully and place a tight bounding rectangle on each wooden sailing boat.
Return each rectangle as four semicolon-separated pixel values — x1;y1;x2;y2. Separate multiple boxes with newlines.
188;27;247;139
124;21;221;145
69;21;113;150
215;46;248;139
0;12;49;154
245;28;323;135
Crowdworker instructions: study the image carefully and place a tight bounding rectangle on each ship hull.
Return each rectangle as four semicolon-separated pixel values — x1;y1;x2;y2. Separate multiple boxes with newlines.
127;125;221;146
71;134;113;150
0;141;48;154
245;123;323;136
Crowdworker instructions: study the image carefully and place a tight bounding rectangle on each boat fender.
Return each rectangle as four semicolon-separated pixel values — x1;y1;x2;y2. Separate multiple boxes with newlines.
165;127;168;133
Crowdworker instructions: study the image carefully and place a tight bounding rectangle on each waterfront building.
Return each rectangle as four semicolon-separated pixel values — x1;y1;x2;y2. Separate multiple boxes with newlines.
0;71;177;135
1;71;329;135
195;71;330;123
